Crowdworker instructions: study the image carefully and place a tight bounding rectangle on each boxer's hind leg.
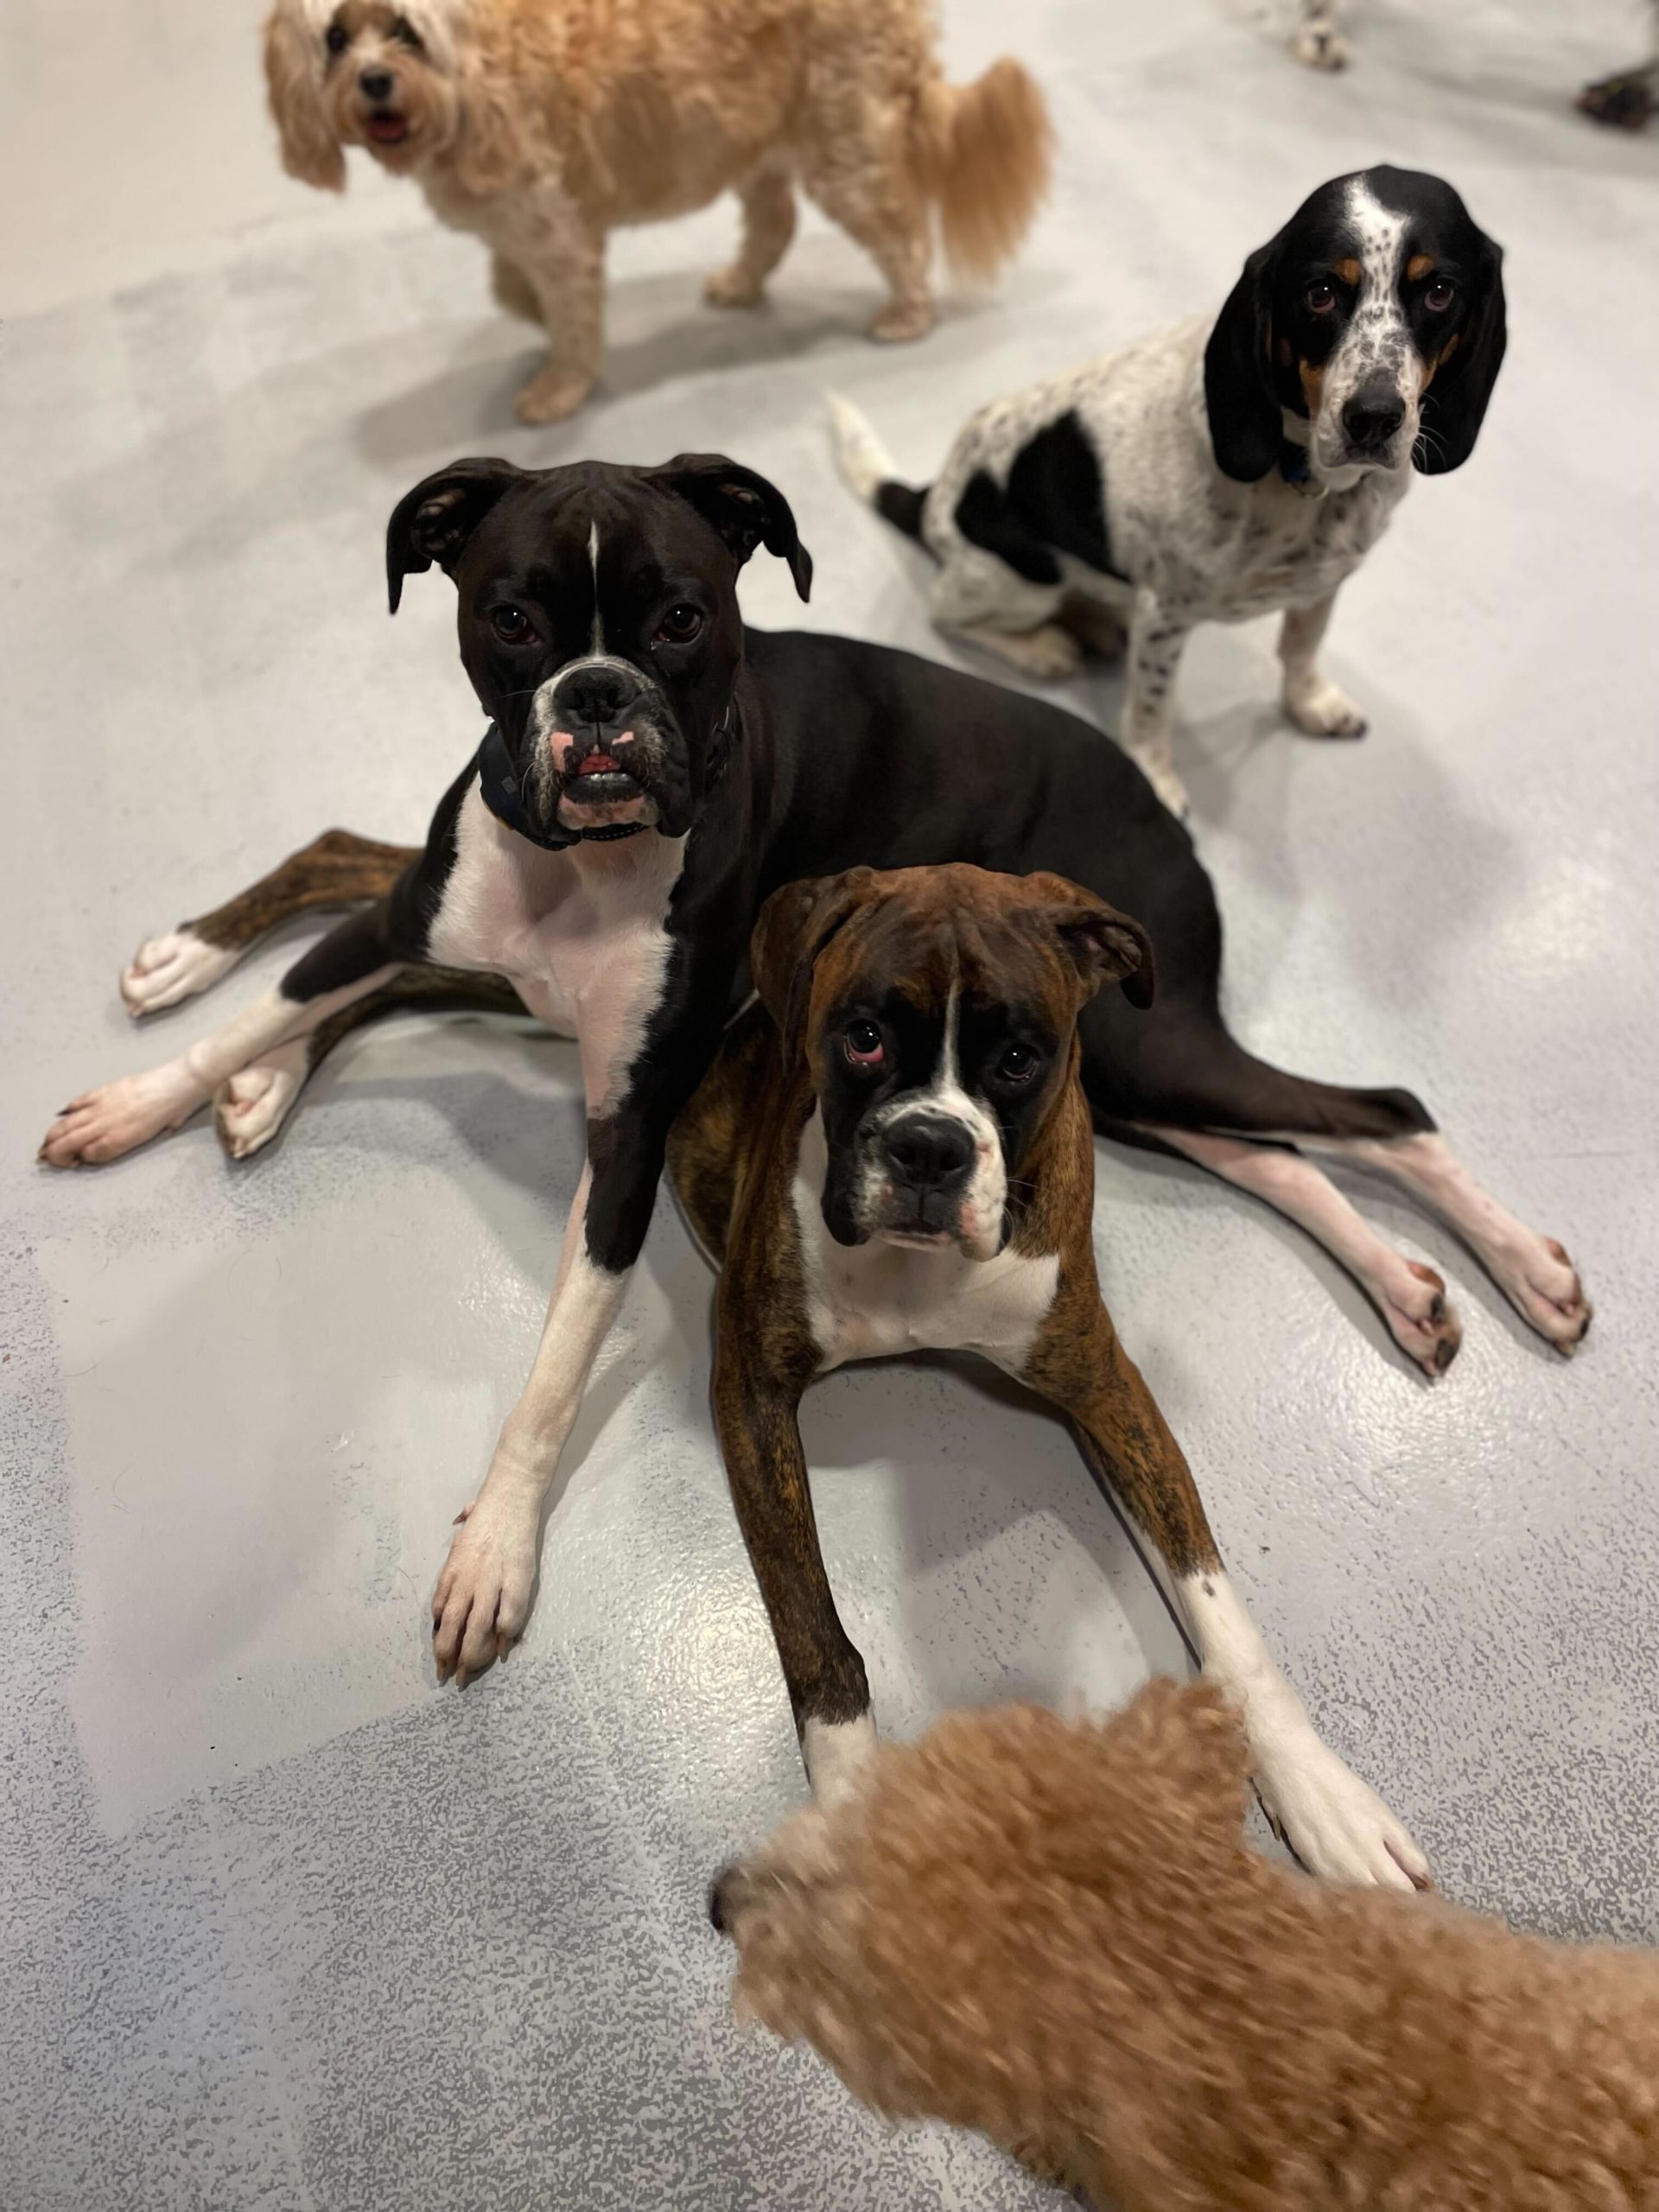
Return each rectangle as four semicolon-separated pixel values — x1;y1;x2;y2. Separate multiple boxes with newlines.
41;906;404;1168
121;829;416;1017
1306;1131;1592;1355
1020;1272;1428;1890
215;966;527;1160
1096;1021;1465;1374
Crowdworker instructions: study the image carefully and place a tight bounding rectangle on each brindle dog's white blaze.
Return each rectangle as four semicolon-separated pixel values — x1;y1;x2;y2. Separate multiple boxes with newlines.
849;986;1007;1258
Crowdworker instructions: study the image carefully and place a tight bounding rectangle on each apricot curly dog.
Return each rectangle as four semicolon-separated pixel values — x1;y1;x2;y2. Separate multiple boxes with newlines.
715;1679;1659;2209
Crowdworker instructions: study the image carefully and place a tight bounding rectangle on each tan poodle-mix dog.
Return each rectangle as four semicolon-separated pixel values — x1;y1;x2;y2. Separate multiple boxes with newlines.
264;0;1052;423
715;1680;1659;2209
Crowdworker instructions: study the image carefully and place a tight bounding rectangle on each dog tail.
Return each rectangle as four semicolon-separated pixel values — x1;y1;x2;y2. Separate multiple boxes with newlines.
827;392;931;545
915;59;1052;286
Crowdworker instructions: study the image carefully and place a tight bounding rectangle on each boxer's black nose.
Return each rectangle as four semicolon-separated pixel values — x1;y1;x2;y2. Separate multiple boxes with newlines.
359;67;396;100
1341;380;1406;454
882;1114;974;1191
556;664;640;727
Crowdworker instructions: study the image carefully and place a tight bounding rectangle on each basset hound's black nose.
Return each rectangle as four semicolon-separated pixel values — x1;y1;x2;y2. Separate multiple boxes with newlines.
1341;383;1407;453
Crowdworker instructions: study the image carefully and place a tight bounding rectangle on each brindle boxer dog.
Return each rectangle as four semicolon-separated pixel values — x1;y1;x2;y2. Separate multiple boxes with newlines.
667;861;1427;1886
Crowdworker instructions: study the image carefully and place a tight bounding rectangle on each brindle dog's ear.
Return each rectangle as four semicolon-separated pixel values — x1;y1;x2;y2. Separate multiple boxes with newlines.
652;454;814;601
1204;243;1281;484
751;868;879;1065
385;458;528;613
1027;874;1155;1010
1415;235;1506;476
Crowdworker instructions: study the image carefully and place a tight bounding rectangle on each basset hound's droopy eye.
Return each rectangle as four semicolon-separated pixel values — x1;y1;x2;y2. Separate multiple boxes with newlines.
1305;279;1339;317
1423;276;1457;314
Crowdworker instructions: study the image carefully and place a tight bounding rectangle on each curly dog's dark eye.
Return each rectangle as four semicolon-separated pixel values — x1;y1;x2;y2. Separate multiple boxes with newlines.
324;22;349;55
391;14;423;48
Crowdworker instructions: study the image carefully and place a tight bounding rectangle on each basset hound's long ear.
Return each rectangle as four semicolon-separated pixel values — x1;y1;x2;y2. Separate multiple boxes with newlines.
649;455;813;601
1415;232;1506;475
385;458;528;611
750;869;880;1066
263;0;346;193
1021;872;1155;1010
1203;242;1281;484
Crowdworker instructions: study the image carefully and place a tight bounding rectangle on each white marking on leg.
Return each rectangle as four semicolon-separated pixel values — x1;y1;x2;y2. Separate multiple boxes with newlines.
803;1713;878;1806
39;969;397;1170
1178;1568;1429;1890
1123;595;1192;817
588;520;603;655
825;391;897;505
431;1165;628;1684
1144;1125;1462;1376
1317;1131;1592;1352
1280;592;1367;736
120;928;241;1017
213;1038;310;1160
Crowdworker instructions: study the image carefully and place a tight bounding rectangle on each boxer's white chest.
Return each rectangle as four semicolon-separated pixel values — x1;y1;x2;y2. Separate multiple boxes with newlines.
427;784;685;1113
789;1112;1059;1376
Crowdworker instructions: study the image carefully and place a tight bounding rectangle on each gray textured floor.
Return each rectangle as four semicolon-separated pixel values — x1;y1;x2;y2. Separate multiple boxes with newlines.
3;1;1656;2205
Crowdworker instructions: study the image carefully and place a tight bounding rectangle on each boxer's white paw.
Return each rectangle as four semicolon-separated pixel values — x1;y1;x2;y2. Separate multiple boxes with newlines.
1292;21;1351;69
431;1491;540;1686
1491;1234;1592;1354
803;1713;878;1807
1377;1256;1463;1377
1252;1704;1430;1891
1284;676;1368;737
120;929;239;1017
214;1041;308;1160
703;263;766;309
38;1065;203;1167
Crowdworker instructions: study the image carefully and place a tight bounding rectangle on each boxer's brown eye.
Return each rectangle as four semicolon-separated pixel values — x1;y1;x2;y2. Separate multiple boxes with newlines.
1423;277;1455;314
655;604;702;645
489;605;533;645
843;1021;885;1068
997;1044;1039;1083
1305;280;1338;316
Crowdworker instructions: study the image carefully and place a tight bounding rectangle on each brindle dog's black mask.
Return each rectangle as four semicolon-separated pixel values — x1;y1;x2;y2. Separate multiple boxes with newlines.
385;454;811;842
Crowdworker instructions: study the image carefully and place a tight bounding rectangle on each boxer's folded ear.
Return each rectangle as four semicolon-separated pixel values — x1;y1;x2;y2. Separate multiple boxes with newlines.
385;457;528;612
1025;874;1155;1009
650;454;814;601
751;868;879;1065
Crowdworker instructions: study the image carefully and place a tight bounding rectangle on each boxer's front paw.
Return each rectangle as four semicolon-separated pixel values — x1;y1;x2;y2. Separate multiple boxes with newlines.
432;1491;540;1687
214;1042;308;1160
515;363;595;425
1250;1698;1430;1891
121;929;239;1016
1284;676;1368;738
1493;1234;1592;1354
38;1065;202;1167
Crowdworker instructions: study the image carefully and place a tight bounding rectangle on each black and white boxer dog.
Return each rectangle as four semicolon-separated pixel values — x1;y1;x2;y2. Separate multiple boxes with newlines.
40;455;1587;1854
670;861;1430;1885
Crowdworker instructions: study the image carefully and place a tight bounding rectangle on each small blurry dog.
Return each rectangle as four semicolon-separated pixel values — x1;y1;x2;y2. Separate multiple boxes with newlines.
263;0;1052;423
715;1677;1659;2212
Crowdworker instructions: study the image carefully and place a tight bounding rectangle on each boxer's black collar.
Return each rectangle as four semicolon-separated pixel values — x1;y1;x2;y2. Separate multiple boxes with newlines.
474;709;741;850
